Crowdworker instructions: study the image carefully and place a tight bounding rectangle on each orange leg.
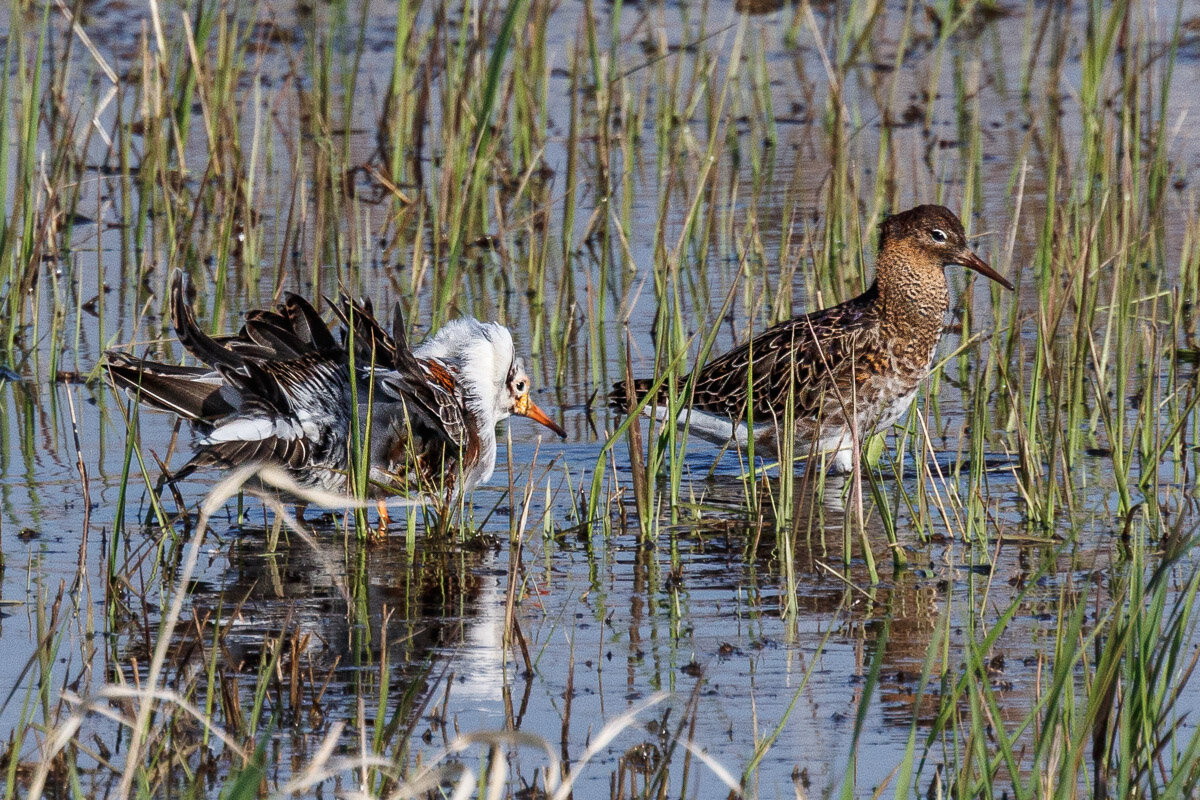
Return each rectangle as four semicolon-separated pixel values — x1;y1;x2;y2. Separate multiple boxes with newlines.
376;498;390;532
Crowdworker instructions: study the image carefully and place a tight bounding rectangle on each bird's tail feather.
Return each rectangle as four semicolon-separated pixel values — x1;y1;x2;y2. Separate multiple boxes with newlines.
105;352;233;421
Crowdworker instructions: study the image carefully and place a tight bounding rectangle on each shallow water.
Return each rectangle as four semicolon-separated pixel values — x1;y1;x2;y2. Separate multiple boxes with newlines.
2;0;1200;796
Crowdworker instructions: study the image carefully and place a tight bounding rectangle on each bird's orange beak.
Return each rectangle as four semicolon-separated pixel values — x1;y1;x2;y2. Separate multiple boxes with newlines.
514;393;567;439
955;249;1014;291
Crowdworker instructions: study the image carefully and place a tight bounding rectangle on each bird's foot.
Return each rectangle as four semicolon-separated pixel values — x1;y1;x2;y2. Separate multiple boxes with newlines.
372;499;391;540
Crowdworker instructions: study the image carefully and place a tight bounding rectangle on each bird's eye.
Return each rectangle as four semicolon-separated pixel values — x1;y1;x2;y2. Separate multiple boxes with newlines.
930;229;948;243
515;379;528;393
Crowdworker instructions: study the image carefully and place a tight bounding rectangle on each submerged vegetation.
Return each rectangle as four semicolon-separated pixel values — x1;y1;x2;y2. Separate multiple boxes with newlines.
1;0;1199;796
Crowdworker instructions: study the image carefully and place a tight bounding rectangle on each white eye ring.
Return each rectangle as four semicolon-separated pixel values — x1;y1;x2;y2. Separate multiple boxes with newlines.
930;229;948;243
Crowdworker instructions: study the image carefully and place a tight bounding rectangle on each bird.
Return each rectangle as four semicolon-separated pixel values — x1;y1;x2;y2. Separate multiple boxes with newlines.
106;272;566;520
611;204;1014;473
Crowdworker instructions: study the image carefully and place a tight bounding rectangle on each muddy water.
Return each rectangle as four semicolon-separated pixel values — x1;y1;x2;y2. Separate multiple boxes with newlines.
1;0;1198;796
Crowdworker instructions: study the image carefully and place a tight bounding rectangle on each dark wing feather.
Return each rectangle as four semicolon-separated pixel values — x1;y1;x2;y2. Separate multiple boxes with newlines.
341;298;472;483
171;272;248;371
281;293;339;353
389;302;424;373
220;361;294;416
375;362;468;448
105;351;235;421
239;317;308;359
211;294;340;361
331;296;400;368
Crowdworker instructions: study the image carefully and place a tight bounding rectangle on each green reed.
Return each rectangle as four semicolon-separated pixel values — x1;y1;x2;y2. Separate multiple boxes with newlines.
0;0;48;354
882;520;1200;798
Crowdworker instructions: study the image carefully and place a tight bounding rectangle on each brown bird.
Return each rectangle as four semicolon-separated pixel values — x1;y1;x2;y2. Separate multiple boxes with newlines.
612;204;1013;472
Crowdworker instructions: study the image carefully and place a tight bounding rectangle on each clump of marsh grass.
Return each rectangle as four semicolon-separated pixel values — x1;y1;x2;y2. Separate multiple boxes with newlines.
17;466;741;800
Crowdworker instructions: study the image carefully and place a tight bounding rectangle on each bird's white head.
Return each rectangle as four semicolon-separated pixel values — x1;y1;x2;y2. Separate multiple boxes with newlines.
414;318;565;437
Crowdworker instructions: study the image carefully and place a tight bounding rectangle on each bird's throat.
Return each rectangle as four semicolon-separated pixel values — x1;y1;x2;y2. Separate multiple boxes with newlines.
875;269;950;355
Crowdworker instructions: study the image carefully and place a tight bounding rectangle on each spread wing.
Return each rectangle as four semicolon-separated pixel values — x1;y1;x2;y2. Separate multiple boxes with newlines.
106;273;345;425
106;271;478;496
333;295;469;450
192;354;350;474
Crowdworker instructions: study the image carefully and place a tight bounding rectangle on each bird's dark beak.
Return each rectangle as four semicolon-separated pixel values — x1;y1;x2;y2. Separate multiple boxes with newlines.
515;393;567;439
955;249;1014;291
